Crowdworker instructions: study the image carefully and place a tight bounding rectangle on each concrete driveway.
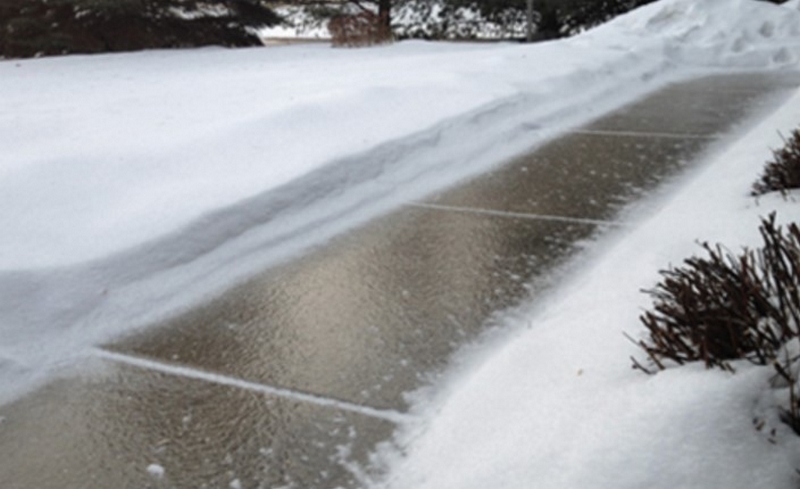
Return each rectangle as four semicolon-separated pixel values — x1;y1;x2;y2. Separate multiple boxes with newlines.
1;72;799;489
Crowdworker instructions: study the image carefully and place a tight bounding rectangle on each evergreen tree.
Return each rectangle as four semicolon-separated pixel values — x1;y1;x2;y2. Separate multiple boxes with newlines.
285;0;395;27
556;0;658;35
457;0;658;38
1;0;280;58
282;0;656;41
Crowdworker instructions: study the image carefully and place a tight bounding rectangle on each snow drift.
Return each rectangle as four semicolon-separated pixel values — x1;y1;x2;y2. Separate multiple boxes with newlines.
582;0;800;68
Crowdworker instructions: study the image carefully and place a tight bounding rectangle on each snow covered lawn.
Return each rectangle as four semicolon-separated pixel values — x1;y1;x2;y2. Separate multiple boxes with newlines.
2;0;800;486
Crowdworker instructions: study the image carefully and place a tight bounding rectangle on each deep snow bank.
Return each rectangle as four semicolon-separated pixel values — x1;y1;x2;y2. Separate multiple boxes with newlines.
580;0;800;68
0;0;799;404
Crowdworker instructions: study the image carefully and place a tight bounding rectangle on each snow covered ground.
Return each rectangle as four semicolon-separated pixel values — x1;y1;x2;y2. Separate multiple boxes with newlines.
2;0;800;485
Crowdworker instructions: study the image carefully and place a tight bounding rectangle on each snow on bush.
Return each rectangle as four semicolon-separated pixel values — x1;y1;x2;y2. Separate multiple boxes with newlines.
633;214;800;373
262;1;528;41
391;1;527;40
632;212;800;448
753;128;800;196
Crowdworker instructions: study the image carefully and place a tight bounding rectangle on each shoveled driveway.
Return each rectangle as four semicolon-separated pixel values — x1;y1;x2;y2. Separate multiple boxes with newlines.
1;72;799;489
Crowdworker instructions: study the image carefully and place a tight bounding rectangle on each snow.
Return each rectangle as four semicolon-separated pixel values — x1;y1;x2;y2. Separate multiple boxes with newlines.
581;0;800;68
146;463;165;478
1;0;800;484
1;40;664;270
790;0;800;10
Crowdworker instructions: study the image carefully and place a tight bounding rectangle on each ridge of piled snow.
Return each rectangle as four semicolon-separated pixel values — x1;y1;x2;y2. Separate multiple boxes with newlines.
581;0;800;68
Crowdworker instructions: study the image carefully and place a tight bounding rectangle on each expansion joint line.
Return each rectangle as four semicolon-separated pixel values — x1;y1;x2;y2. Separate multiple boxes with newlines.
407;202;628;227
571;128;722;140
94;348;412;424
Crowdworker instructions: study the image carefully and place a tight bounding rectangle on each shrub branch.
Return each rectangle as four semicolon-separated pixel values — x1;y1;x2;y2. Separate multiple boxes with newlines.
633;213;800;372
752;128;800;196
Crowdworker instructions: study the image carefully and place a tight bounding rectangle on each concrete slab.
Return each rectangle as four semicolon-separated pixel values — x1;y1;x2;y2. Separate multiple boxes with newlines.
0;360;394;489
587;72;800;136
425;73;800;219
424;132;707;220
107;209;597;412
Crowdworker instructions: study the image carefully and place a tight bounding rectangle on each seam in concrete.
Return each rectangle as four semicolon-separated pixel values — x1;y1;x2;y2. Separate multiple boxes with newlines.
94;348;412;424
570;128;722;140
407;202;628;227
670;87;790;95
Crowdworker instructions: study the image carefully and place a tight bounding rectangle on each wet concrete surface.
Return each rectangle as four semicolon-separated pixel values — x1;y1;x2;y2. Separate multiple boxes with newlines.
585;73;796;136
426;73;800;219
0;363;394;489
109;213;595;411
425;133;708;221
1;72;799;488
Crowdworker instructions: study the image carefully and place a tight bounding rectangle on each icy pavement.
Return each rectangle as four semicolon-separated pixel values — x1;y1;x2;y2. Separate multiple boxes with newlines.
1;72;797;489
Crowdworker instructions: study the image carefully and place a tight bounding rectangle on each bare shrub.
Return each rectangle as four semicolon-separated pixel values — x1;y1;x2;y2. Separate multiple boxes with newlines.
629;214;800;374
328;11;392;47
771;343;800;435
752;128;800;196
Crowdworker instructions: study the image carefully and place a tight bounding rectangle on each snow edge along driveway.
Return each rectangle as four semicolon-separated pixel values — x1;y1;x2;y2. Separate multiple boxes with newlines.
371;85;800;489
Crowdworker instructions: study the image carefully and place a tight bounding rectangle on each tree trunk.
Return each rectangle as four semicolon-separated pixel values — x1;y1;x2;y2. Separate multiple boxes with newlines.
378;0;391;30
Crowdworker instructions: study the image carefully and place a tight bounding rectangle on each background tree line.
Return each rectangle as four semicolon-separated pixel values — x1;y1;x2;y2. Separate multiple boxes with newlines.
1;0;280;58
286;0;659;40
2;0;691;59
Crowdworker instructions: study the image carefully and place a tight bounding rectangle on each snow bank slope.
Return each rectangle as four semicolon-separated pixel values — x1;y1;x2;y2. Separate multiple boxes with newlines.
0;43;515;269
583;0;800;68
